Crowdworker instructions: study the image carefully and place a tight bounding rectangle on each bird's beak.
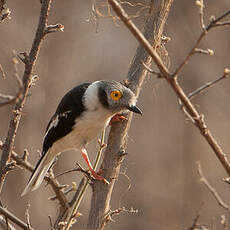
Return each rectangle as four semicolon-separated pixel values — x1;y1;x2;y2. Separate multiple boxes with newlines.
127;105;142;115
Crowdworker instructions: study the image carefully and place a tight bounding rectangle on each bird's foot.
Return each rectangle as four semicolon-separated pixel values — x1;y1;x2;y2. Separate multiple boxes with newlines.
109;114;127;125
91;170;109;185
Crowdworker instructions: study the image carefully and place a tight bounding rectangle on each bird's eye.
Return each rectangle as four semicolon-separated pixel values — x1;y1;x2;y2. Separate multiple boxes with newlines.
110;90;122;101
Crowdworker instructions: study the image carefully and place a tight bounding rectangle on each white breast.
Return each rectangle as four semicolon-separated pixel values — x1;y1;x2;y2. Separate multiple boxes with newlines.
49;107;112;156
48;81;113;157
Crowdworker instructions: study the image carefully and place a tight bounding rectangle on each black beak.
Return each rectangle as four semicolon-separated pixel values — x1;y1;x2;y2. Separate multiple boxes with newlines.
127;105;142;115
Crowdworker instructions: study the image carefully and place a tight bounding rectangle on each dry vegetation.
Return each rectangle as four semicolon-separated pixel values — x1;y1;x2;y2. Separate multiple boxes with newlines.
0;0;230;229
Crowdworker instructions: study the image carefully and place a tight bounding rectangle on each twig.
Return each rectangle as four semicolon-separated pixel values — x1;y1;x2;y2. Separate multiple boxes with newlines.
221;215;228;230
102;206;138;227
0;56;24;107
68;179;85;207
188;71;229;100
25;205;32;230
197;162;230;211
44;23;64;34
0;216;17;230
173;9;230;76
54;163;90;180
0;206;34;230
188;213;200;230
48;215;54;230
5;215;9;230
213;21;230;28
196;0;205;31
0;0;52;194
0;64;6;79
194;48;214;56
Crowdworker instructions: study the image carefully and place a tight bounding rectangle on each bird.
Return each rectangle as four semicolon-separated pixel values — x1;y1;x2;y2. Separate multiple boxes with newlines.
21;80;142;196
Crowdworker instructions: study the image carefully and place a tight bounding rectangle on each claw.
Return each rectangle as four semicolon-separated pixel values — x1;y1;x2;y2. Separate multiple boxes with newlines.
91;170;110;185
109;114;127;125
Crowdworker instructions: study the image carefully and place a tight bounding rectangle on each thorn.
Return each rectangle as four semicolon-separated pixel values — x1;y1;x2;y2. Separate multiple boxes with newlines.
4;161;17;173
194;48;214;56
0;64;6;79
123;79;129;87
161;35;171;43
17;52;29;64
0;7;11;23
118;150;128;157
22;149;29;161
222;177;230;184
45;24;64;35
224;68;230;77
209;15;216;23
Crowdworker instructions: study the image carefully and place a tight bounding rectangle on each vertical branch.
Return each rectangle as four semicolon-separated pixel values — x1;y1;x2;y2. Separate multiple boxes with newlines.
87;1;174;229
0;0;52;193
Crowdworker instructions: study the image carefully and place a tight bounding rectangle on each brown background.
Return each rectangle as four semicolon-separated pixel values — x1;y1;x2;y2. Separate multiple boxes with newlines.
0;0;230;229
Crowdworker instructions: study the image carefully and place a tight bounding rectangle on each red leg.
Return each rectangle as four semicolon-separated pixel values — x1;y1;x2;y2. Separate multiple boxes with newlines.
109;114;127;125
81;148;105;181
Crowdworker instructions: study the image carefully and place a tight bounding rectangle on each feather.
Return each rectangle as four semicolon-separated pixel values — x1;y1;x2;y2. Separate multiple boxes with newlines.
21;150;54;196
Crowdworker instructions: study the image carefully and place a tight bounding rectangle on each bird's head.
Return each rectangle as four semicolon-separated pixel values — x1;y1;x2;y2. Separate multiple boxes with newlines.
83;80;142;116
96;80;142;115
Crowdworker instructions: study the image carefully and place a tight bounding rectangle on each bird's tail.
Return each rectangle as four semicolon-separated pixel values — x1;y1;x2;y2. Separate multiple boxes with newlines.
21;151;54;196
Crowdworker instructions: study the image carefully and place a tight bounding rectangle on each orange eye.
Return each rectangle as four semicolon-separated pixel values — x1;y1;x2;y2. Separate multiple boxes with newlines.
110;90;122;101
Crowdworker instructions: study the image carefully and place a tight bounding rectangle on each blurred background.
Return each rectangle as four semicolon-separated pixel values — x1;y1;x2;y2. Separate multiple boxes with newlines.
0;0;230;229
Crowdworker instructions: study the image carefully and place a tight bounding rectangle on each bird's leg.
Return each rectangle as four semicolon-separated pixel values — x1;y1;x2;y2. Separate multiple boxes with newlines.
109;113;127;125
80;148;105;181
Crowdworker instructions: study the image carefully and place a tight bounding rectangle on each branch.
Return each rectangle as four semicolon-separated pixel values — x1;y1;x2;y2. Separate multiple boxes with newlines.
107;0;230;179
0;141;68;209
0;0;52;194
87;1;174;229
197;162;230;212
0;57;24;107
0;64;6;79
0;206;34;230
173;8;230;76
188;68;230;100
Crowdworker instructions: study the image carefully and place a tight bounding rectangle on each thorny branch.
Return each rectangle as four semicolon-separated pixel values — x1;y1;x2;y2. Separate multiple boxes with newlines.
0;140;68;209
0;206;34;230
0;0;52;193
0;0;63;195
0;56;24;107
108;0;230;179
197;162;230;212
87;1;174;229
173;7;230;76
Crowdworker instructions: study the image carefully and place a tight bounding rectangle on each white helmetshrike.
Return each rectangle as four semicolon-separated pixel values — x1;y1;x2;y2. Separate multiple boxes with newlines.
21;80;142;196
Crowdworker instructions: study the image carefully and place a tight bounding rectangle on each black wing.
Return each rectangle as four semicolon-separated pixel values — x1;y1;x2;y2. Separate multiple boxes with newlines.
42;83;90;154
